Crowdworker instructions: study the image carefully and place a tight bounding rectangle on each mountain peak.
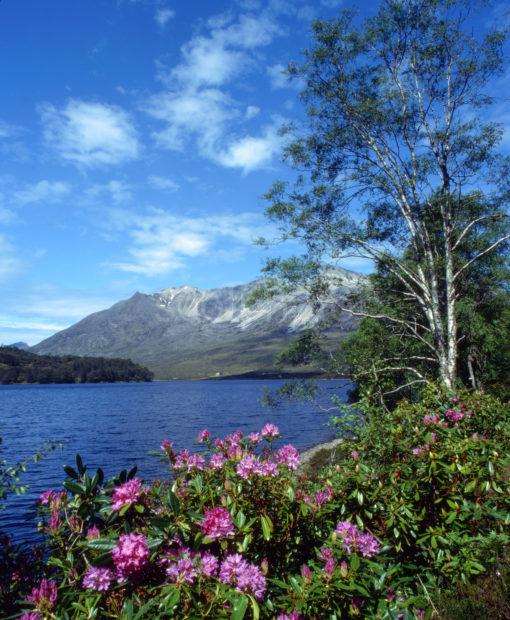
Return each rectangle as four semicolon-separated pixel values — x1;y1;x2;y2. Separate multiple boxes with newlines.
32;273;364;379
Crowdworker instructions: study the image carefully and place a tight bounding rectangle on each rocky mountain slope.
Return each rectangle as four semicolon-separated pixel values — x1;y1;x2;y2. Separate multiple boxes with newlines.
33;270;363;379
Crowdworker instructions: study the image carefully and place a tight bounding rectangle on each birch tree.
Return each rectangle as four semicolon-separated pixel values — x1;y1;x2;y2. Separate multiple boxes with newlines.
261;0;510;390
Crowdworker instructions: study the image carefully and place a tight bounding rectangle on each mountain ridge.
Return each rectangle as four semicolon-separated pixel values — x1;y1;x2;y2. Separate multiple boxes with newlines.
33;270;364;379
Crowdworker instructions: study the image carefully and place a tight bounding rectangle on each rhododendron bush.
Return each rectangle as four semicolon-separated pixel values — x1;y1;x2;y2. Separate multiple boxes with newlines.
4;386;510;618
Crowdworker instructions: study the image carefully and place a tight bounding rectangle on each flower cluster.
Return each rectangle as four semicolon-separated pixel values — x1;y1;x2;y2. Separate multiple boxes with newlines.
198;429;211;443
276;444;300;470
236;455;278;479
82;566;114;591
219;553;267;600
111;532;150;578
111;478;144;511
201;507;235;539
335;521;381;557
173;449;205;472
27;579;58;612
261;423;280;438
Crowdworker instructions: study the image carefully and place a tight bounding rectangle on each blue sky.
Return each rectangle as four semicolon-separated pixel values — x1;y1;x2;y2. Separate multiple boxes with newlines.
0;0;507;346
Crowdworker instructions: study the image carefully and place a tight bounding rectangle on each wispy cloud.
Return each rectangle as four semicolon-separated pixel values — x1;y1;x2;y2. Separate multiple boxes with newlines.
155;7;175;27
14;180;71;205
39;99;140;167
147;11;285;172
147;175;180;191
85;180;133;204
107;208;272;276
0;235;22;282
0;289;120;345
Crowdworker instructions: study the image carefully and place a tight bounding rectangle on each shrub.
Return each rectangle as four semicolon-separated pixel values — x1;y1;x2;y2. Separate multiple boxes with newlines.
11;386;510;618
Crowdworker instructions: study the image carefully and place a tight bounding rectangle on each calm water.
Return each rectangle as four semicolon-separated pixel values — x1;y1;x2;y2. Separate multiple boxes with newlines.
0;379;351;543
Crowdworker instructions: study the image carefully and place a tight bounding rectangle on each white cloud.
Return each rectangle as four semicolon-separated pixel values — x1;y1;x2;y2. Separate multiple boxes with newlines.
245;105;260;119
0;120;23;139
155;7;175;27
85;180;133;204
216;123;283;173
267;63;288;89
39;99;140;167
14;180;71;205
147;11;284;172
107;208;271;276
0;235;22;282
0;290;119;345
148;175;180;191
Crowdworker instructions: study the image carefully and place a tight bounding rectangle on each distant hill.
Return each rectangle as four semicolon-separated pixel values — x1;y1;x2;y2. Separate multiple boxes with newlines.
32;270;364;379
7;342;30;351
0;347;153;384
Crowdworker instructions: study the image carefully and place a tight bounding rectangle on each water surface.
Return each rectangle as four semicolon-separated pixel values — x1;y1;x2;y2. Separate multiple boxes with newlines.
0;379;351;542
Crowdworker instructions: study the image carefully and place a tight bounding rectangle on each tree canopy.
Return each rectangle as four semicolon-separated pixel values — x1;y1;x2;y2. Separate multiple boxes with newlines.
260;0;510;397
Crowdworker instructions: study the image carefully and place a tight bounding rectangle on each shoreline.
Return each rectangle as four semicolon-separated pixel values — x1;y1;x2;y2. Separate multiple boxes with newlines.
299;436;345;468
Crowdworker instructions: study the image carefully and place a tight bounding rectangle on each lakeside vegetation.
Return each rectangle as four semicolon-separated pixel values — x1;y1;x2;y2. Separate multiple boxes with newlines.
0;347;153;384
2;385;509;618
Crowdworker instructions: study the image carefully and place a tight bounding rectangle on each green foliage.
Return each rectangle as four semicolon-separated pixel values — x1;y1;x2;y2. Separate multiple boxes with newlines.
259;0;510;391
9;387;510;618
0;346;153;384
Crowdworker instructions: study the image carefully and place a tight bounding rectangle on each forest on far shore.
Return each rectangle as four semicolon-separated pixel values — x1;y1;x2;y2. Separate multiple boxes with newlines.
0;346;153;384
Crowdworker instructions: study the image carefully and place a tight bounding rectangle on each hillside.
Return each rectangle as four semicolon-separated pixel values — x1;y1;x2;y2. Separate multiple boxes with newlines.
32;271;363;379
0;347;153;384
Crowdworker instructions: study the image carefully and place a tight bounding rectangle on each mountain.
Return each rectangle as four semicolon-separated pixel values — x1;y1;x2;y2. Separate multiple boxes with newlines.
7;341;30;351
32;270;363;379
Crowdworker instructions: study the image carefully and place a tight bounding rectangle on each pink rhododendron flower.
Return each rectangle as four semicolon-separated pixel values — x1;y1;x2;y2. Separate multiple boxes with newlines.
261;423;280;438
314;485;334;507
160;439;173;452
258;461;278;477
200;551;219;577
351;450;359;460
301;564;312;582
276;613;302;620
19;613;43;620
412;446;426;456
86;525;100;539
112;532;149;577
27;579;58;611
423;414;440;425
445;409;464;423
320;547;335;576
276;444;300;470
38;490;57;506
225;431;243;446
209;453;226;470
198;429;210;443
227;444;243;460
166;555;197;584
219;553;267;600
237;455;258;479
201;507;235;539
83;566;114;591
173;450;205;472
335;521;380;557
111;479;143;512
249;432;262;444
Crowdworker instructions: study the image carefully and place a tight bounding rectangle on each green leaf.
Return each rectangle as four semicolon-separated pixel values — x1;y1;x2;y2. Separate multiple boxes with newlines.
86;537;117;551
63;465;79;479
230;595;249;620
64;480;86;495
260;514;273;541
